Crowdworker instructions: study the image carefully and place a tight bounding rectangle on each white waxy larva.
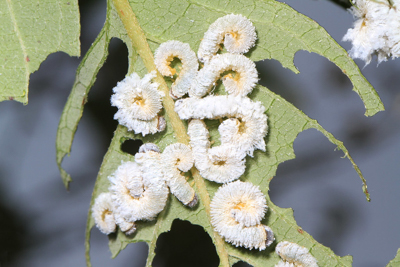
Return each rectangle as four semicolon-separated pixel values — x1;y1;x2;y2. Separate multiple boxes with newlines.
210;181;274;250
113;211;136;235
122;115;166;136
154;40;199;99
139;142;161;154
111;71;165;136
275;241;318;267
161;143;197;207
109;159;168;223
188;119;246;183
92;190;135;235
189;53;258;98
198;14;257;63
176;95;268;157
92;192;117;235
274;261;295;267
218;115;266;158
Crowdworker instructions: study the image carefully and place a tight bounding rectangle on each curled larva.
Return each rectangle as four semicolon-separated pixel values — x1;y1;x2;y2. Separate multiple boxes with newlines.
111;71;165;136
154;40;199;99
188;119;246;183
176;95;267;157
92;192;117;235
109;160;168;223
275;241;318;267
198;14;257;63
189;53;258;98
161;143;198;207
92;191;136;235
210;181;274;250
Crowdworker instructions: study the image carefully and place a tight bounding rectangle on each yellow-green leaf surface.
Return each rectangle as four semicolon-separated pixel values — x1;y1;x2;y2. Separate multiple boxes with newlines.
387;249;400;267
0;0;80;104
56;0;383;266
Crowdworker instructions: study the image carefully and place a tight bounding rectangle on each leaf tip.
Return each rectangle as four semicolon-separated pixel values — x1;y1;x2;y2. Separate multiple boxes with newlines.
59;167;72;190
364;104;385;117
363;184;371;202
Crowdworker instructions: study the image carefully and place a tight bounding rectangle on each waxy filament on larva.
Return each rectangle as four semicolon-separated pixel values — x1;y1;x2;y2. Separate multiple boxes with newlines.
176;95;268;158
161;143;198;207
92;192;136;235
188;119;246;183
189;53;258;98
109;158;168;225
275;241;318;267
92;192;117;235
111;71;165;136
154;40;199;99
198;14;257;63
210;181;274;250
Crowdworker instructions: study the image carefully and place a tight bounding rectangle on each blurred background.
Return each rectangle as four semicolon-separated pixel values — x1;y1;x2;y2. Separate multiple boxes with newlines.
1;0;399;266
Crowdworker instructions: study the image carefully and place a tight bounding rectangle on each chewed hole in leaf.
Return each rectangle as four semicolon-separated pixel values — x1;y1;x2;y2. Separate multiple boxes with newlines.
85;38;129;145
120;139;143;155
255;61;300;106
269;129;363;256
153;219;219;267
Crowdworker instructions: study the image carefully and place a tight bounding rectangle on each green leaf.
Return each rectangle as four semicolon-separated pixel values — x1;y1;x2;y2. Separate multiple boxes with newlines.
129;0;384;117
0;0;80;104
56;0;383;266
387;249;400;267
86;84;356;267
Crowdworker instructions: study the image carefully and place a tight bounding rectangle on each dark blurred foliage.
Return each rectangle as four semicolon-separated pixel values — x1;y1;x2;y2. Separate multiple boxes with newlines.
0;192;28;264
153;219;219;267
329;0;352;9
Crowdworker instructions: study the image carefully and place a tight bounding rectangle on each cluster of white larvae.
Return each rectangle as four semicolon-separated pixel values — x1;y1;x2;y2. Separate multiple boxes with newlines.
92;14;316;260
92;142;197;235
343;0;400;64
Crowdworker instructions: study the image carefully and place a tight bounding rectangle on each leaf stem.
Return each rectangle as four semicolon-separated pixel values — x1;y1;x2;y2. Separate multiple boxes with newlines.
111;0;230;265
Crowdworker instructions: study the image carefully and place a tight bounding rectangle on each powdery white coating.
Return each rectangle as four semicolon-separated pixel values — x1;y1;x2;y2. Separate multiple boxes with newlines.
109;160;168;223
92;192;117;235
123;115;166;136
139;143;161;154
188;120;246;183
111;71;165;135
210;181;273;250
176;95;268;157
264;225;275;247
154;40;199;99
190;53;258;98
161;143;197;206
113;211;136;235
343;0;400;64
198;14;257;63
218;115;267;158
158;116;167;132
275;241;318;267
275;261;295;267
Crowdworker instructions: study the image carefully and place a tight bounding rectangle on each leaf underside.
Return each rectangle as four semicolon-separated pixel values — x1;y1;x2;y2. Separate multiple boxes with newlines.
55;0;384;266
0;0;80;104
